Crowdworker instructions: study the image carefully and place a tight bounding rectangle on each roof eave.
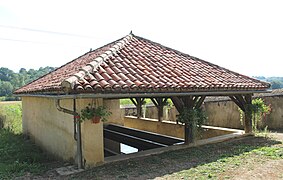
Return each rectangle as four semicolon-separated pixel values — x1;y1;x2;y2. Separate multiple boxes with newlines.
14;89;272;99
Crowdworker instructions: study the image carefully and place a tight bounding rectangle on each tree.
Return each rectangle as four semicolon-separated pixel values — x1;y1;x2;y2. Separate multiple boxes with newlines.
0;80;13;96
19;68;27;74
0;67;14;81
271;81;282;89
0;66;55;100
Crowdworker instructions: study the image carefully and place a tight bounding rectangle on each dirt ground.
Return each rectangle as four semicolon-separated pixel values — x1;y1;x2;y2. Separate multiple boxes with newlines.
221;132;283;180
229;133;283;180
225;159;283;180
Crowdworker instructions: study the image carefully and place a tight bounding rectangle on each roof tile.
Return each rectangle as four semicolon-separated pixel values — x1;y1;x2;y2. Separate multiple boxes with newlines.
14;33;270;95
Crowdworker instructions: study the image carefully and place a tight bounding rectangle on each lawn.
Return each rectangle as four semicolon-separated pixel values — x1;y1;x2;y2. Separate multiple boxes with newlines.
0;129;61;179
0;101;22;134
0;101;62;179
68;133;283;179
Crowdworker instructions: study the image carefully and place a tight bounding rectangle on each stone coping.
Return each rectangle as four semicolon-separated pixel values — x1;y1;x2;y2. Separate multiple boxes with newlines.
124;116;243;133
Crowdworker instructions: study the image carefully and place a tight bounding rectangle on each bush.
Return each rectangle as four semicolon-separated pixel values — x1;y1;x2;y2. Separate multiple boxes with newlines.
239;98;271;132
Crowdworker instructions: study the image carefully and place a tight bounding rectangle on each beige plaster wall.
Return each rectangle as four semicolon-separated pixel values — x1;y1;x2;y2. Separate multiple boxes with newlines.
260;96;283;129
104;99;124;125
144;106;177;121
204;96;283;130
204;101;243;129
22;97;76;161
77;98;104;167
124;116;184;138
22;97;104;167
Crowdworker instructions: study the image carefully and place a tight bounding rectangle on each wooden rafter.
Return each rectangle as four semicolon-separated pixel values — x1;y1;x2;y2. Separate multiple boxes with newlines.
170;96;183;113
130;98;137;106
193;95;200;105
229;96;245;111
195;96;206;109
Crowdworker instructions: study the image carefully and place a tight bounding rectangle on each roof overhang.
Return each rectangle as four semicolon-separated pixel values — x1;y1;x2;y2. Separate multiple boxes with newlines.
15;89;272;100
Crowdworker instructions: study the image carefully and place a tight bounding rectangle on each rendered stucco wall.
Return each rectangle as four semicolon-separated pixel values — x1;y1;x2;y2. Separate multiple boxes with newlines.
77;98;104;167
124;116;184;138
204;101;242;129
104;99;124;125
22;97;104;166
204;96;283;130
260;96;283;129
22;97;76;161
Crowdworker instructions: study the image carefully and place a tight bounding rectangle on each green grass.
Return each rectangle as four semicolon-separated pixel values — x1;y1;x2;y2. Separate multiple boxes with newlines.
0;101;22;134
169;145;283;179
69;135;283;179
0;102;60;179
120;99;135;106
0;129;57;179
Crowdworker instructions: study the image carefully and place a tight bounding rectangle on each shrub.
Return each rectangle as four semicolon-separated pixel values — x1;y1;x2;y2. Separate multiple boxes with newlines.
239;98;271;132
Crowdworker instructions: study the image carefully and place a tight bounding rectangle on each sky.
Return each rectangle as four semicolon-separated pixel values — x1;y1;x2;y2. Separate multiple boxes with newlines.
0;0;282;77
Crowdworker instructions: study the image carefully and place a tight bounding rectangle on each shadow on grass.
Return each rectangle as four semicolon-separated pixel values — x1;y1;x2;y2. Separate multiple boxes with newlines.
0;129;62;179
69;135;282;179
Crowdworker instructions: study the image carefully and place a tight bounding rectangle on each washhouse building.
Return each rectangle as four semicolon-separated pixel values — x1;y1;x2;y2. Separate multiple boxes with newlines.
15;33;270;168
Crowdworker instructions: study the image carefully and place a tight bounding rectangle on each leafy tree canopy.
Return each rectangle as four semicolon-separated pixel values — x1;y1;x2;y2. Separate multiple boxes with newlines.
0;66;55;99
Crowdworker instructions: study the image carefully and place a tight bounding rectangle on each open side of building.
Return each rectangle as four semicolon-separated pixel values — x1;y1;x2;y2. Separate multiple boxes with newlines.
14;32;270;168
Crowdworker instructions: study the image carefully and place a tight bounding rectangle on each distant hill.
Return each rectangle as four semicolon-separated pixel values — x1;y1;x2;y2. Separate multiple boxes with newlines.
253;76;283;89
0;67;55;100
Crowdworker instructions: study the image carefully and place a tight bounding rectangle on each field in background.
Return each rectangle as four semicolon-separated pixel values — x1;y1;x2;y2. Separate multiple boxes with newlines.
0;101;22;134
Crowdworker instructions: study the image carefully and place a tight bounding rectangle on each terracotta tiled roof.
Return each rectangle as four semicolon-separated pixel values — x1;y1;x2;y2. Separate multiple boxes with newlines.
14;33;270;95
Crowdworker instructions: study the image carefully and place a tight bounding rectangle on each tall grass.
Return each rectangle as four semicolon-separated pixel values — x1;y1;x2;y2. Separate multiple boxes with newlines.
0;102;22;134
0;102;60;179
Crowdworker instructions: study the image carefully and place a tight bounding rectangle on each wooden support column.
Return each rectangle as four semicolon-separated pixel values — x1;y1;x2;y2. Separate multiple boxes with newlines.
229;94;253;133
130;98;145;118
170;95;206;144
244;94;252;133
183;96;194;144
150;97;168;122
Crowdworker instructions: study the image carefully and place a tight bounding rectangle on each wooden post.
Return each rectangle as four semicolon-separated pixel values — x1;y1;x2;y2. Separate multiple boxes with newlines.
184;123;190;144
171;96;206;144
157;98;163;122
244;94;252;133
130;98;144;118
136;98;142;119
150;98;167;122
229;94;253;134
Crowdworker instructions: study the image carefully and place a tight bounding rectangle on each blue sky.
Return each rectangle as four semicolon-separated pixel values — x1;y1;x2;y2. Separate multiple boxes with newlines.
0;0;282;77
